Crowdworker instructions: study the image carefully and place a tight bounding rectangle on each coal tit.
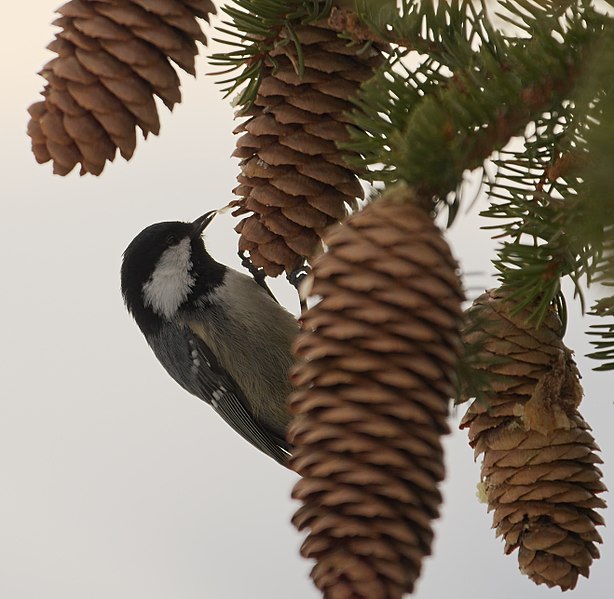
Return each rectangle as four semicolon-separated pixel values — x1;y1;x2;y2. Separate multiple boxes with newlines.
121;211;298;465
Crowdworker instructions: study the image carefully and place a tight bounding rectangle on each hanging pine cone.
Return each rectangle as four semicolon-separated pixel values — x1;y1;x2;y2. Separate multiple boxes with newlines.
289;185;464;599
27;0;216;175
232;20;385;276
459;289;607;591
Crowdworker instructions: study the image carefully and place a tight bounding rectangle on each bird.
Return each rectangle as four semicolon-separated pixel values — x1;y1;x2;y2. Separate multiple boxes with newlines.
120;211;298;465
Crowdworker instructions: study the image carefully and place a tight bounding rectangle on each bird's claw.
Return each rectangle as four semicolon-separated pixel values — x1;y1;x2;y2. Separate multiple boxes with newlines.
287;264;311;290
238;250;279;304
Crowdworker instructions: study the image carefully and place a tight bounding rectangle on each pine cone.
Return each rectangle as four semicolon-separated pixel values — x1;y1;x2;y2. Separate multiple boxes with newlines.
460;289;607;591
289;185;464;599
232;20;385;276
27;0;216;175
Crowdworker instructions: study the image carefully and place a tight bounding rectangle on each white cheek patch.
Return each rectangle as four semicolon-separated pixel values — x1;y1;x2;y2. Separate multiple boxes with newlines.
142;238;195;318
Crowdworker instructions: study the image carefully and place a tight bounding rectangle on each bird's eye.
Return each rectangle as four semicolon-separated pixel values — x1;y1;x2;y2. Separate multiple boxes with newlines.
166;234;179;246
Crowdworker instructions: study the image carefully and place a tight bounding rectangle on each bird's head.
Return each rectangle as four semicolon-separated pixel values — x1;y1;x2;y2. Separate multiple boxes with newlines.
121;211;224;331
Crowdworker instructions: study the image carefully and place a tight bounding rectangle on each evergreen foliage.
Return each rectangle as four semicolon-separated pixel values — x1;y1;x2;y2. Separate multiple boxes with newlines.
210;0;332;105
349;0;614;369
212;0;614;365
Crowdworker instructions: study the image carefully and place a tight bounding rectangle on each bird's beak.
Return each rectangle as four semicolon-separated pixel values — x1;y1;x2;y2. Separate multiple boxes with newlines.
191;211;217;239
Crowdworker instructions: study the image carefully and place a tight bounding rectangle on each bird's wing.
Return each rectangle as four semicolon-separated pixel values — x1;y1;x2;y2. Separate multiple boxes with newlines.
190;331;292;465
151;322;291;466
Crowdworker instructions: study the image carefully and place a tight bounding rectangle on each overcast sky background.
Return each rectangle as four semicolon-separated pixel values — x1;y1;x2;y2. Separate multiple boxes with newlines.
1;3;612;598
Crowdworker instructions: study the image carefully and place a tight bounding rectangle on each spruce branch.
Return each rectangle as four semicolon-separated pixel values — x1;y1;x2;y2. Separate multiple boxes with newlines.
345;1;613;343
328;6;385;45
481;8;614;354
347;0;501;58
574;18;614;368
586;236;614;369
347;1;599;202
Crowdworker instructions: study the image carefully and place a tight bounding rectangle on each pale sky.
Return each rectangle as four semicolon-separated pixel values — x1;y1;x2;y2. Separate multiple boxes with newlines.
1;3;611;598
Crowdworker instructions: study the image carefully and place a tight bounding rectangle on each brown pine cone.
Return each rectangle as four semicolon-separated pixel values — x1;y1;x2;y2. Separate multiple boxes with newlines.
460;289;607;591
232;20;385;276
27;0;216;175
289;185;464;599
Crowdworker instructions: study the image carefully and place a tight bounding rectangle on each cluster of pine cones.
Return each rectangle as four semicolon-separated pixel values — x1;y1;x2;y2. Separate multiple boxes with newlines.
27;2;606;598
